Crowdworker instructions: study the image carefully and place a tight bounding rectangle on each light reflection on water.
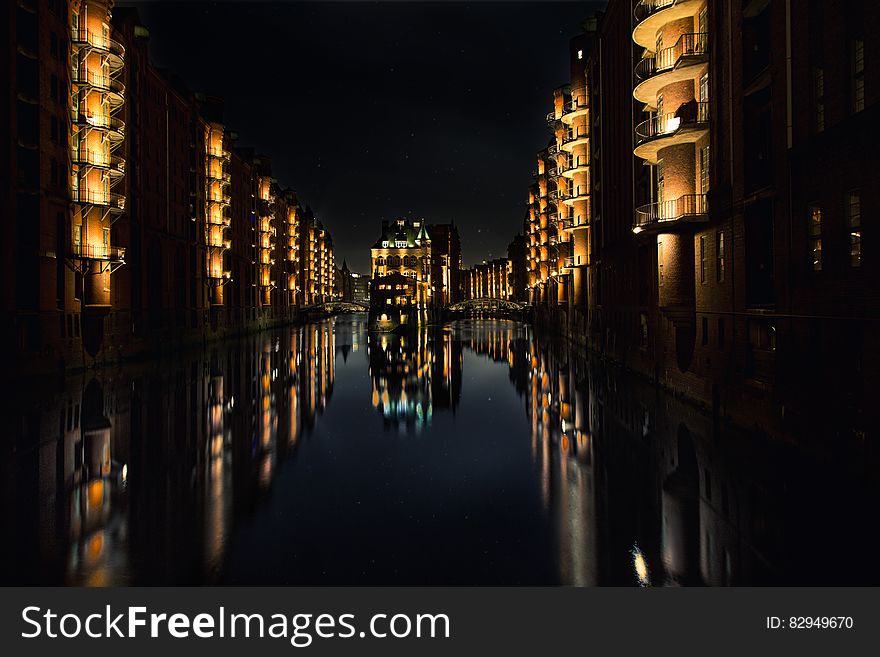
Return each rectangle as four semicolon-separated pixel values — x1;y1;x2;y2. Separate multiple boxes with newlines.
1;316;876;586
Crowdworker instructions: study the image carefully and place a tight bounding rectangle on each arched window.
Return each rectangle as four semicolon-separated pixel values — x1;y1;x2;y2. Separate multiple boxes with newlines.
377;257;385;266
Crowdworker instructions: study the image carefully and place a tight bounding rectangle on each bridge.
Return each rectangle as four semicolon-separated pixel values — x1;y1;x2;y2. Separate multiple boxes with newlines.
303;301;369;317
444;297;529;321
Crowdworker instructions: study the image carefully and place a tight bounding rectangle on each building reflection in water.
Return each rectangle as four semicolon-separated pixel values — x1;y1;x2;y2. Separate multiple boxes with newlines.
1;320;338;585
2;316;877;585
368;329;462;432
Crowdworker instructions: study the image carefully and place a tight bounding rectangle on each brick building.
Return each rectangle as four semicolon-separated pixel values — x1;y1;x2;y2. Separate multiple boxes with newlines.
1;1;337;374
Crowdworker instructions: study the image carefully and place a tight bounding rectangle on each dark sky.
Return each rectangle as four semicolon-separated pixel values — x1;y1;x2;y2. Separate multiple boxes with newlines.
127;1;605;273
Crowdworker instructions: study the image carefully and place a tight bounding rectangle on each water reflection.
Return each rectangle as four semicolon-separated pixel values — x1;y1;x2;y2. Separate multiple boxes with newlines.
1;316;877;585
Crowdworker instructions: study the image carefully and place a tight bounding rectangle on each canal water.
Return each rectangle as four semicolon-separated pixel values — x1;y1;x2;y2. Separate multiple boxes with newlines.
2;315;877;586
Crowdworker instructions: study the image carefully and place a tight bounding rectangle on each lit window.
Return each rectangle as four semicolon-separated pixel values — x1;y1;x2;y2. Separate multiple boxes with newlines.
657;240;664;285
577;49;583;60
716;231;725;282
846;191;861;267
700;145;710;194
808;205;822;271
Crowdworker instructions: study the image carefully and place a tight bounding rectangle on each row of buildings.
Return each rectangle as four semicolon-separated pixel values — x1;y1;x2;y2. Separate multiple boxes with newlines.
2;0;337;374
495;0;879;440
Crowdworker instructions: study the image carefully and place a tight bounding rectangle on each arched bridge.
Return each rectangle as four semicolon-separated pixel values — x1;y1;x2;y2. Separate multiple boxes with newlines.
444;298;529;320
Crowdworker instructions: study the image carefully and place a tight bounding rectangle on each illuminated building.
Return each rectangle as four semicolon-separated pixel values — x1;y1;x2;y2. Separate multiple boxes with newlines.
203;102;233;307
370;218;433;309
69;0;127;311
254;157;276;308
279;189;302;310
461;259;512;301
2;2;338;372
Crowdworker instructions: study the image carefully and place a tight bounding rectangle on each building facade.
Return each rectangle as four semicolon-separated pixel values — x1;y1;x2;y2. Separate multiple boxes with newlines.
461;259;512;301
1;1;338;375
512;0;880;442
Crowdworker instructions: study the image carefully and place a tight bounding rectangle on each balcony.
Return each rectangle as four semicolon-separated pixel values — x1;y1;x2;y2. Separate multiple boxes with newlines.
561;129;589;152
561;187;590;206
207;170;231;184
562;159;589;178
564;254;590;269
633;101;709;163
70;243;126;261
545;111;559;127
72;111;125;140
634;33;708;105
633;0;704;50
633;193;707;233
71;189;125;212
207;146;231;161
561;97;589;124
563;214;591;230
206;192;230;206
70;28;125;69
71;148;125;177
70;67;125;104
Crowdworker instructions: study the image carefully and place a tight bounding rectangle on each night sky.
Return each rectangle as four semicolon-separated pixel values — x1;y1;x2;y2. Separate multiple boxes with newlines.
127;1;606;273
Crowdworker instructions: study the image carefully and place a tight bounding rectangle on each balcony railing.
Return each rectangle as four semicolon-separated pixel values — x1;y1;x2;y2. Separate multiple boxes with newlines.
71;188;125;210
563;215;591;229
562;97;589;116
635;102;709;145
72;111;125;135
70;243;126;261
71;67;125;96
71;148;125;174
562;129;589;145
207;170;231;184
634;193;707;231
635;33;708;80
207;147;230;160
70;28;125;62
634;0;679;23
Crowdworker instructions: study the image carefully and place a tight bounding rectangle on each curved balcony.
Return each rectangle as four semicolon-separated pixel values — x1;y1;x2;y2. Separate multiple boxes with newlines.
633;0;704;50
72;111;125;141
71;67;125;105
561;160;590;178
69;243;126;262
561;129;589;152
634;102;708;163
70;28;125;70
71;148;125;178
546;111;559;127
633;193;707;233
561;188;590;207
563;215;591;231
634;33;708;105
71;188;125;212
561;97;589;124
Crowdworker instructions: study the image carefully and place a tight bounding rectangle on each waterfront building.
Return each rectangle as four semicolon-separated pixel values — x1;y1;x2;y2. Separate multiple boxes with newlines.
1;2;337;374
462;259;512;301
514;0;880;439
370;218;433;311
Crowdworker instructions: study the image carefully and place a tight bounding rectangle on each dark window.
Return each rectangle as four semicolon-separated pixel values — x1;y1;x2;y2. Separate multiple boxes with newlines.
702;317;709;346
744;200;775;306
